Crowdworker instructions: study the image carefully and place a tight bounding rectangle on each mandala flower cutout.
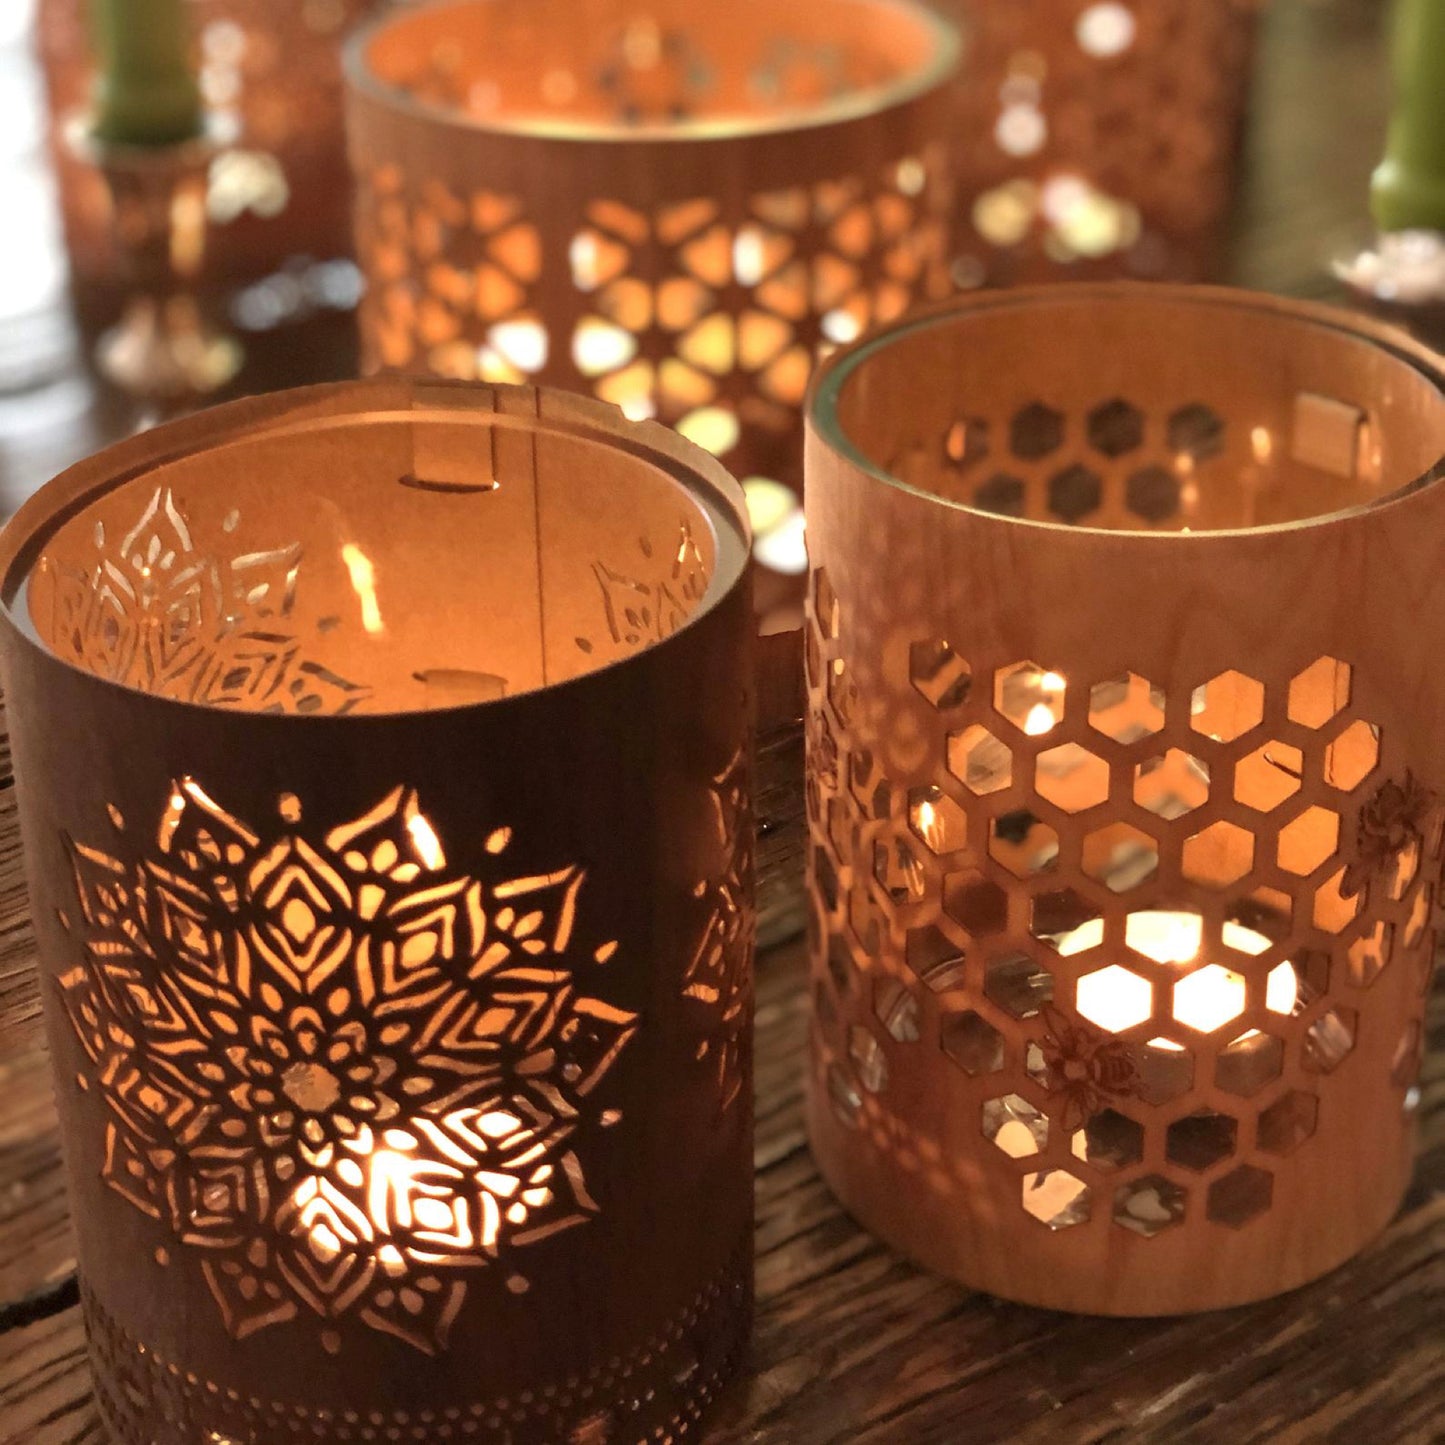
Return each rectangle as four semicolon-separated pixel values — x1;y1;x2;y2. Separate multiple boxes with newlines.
682;744;754;1112
1341;770;1437;900
58;783;635;1355
580;519;709;657
1036;1002;1141;1134
40;485;370;715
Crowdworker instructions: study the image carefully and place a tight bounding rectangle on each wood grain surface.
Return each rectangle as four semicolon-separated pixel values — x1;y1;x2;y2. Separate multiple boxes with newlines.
1;1;1440;1441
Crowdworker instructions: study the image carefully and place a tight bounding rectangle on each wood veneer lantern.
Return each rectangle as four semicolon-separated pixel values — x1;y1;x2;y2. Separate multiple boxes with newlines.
803;286;1445;1315
344;0;960;496
0;380;755;1440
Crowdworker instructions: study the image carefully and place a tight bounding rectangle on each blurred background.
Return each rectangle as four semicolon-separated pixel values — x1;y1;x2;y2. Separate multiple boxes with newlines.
0;0;1419;520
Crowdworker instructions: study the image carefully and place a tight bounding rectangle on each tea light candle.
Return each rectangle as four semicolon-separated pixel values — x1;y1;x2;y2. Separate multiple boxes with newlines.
89;0;202;146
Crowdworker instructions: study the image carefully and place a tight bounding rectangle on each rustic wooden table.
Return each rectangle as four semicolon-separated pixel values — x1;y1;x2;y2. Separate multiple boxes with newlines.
1;1;1441;1441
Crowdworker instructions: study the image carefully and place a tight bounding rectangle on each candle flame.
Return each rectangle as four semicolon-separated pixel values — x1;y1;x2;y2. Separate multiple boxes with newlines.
1024;702;1056;736
341;544;384;635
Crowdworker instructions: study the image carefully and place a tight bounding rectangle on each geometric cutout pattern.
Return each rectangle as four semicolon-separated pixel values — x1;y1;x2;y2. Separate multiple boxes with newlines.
59;783;635;1353
807;565;1440;1236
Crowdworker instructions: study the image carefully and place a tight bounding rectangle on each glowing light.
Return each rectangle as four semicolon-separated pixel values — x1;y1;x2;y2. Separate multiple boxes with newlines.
1076;965;1152;1031
340;544;384;635
1056;911;1292;1036
569;232;601;290
752;504;807;576
995;1119;1040;1158
973;180;1037;247
1076;2;1137;57
407;812;445;869
995;104;1046;157
742;476;796;535
1024;702;1056;736
1174;964;1247;1033
733;227;766;287
916;799;939;850
822;308;862;345
1251;426;1273;463
489;318;548;373
1266;961;1300;1014
676;406;740;457
896;157;926;196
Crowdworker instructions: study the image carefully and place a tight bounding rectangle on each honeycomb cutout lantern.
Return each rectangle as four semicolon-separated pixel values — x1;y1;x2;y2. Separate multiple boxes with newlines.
345;0;960;497
0;380;756;1441
803;286;1445;1315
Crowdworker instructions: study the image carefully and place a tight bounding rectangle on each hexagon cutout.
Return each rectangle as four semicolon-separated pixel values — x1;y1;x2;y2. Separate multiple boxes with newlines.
1125;465;1181;523
1287;655;1351;729
910;638;972;709
1313;867;1361;935
1216;1030;1284;1096
1021;1170;1091;1229
1190;669;1264;743
826;656;855;726
847;1026;888;1094
1071;1108;1144;1172
1275;807;1341;877
984;953;1055;1019
1173;964;1246;1033
1182;821;1255;888
989;810;1059;878
1010;401;1065;459
1076;965;1152;1031
1089;672;1165;743
1125;909;1203;964
1165;1109;1238;1171
995;661;1066;735
1036;743;1110;812
1257;1090;1318;1155
1135;749;1210;819
1048;465;1102;523
944;871;1009;937
1324;719;1380;791
905;925;967;993
983;1094;1048;1157
1207;1165;1273;1227
874;832;926;904
1167;402;1224;460
1087;397;1144;457
941;1009;1005;1075
975;473;1025;516
947;725;1013;795
1234;741;1303;812
1114;1175;1187;1237
1347;921;1394;987
908;786;967;856
1300;1005;1352;1075
1082;822;1158;892
1135;1038;1194;1106
1030;888;1103;952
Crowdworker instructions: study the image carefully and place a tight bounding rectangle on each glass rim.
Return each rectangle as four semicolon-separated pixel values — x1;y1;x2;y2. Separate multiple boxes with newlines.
343;0;962;145
807;282;1445;541
0;379;752;722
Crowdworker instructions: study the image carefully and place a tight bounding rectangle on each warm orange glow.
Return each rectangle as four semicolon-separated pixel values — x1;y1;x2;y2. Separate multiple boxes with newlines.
1024;702;1056;736
340;544;384;635
1059;910;1294;1036
406;812;445;870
